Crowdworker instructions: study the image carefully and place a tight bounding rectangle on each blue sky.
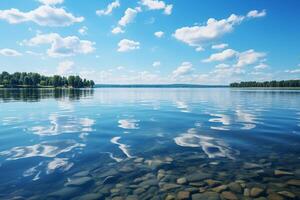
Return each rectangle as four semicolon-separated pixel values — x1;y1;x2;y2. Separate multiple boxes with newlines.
0;0;299;84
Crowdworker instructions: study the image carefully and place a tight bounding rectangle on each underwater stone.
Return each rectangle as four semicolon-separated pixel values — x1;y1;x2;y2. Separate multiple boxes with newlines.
274;170;294;176
65;177;93;187
177;191;190;200
221;191;238;200
177;177;187;185
286;179;300;186
250;187;264;197
191;192;220;200
228;182;242;193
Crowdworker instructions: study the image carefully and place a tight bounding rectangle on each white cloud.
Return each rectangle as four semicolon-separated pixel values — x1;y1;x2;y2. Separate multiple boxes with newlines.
38;0;64;5
212;43;228;50
112;27;124;34
203;49;237;63
285;69;300;74
195;47;204;52
0;48;22;56
173;62;193;77
24;33;95;57
118;8;138;27
96;0;120;16
173;10;265;49
57;60;74;75
152;61;161;67
247;10;266;18
154;31;164;38
140;0;173;15
117;39;140;52
254;63;268;70
0;5;84;27
215;63;230;69
235;49;266;67
25;51;43;56
78;26;88;35
173;14;244;48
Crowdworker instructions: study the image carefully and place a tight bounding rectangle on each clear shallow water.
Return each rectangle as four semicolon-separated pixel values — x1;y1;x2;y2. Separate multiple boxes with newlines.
0;88;300;200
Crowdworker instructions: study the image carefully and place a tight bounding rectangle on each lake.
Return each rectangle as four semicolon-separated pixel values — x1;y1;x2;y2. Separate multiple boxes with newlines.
0;88;300;200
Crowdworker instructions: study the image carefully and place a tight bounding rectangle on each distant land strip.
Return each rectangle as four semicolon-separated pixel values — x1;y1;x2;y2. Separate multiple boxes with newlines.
0;71;95;88
95;84;228;88
230;80;300;87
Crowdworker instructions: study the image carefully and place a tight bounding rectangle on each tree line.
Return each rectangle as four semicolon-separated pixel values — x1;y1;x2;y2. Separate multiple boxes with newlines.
0;71;95;88
230;80;300;87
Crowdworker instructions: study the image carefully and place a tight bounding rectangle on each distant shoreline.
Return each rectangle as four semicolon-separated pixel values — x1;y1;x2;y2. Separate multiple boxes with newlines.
95;84;229;88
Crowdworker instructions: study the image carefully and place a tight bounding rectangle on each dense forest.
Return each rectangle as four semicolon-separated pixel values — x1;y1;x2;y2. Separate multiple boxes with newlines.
0;71;95;88
230;80;300;87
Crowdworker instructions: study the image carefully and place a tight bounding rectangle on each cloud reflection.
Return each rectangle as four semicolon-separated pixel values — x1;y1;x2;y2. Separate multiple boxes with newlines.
29;114;95;136
111;136;134;158
118;119;139;129
174;128;238;159
0;140;85;160
209;114;231;130
175;101;190;112
236;109;257;130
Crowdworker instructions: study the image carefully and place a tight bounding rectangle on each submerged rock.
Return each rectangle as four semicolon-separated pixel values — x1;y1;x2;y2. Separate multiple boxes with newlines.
228;182;242;193
267;193;284;200
191;191;220;200
205;179;221;187
49;186;81;198
250;187;264;197
221;191;238;200
277;191;296;198
211;185;227;193
125;195;139;200
274;170;294;176
243;162;262;169
65;177;93;187
186;172;210;182
177;177;187;185
161;183;181;191
287;179;300;186
177;191;190;200
77;193;103;200
73;170;90;177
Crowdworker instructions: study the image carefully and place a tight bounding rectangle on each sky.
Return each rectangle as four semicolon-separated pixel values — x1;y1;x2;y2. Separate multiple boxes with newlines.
0;0;299;84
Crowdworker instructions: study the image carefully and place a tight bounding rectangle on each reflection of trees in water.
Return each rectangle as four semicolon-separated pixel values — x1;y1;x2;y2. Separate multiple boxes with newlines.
0;89;94;102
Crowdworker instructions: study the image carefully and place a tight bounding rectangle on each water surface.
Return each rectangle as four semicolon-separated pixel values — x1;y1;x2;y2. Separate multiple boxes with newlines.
0;88;300;199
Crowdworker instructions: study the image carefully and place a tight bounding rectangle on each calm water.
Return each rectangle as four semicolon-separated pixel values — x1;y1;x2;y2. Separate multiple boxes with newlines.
0;88;300;200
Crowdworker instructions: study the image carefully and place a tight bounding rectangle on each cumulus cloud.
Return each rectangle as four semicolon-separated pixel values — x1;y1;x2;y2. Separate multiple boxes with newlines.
247;10;266;18
57;60;74;75
235;49;266;67
112;27;124;34
173;14;244;48
118;8;138;27
203;49;237;63
78;26;88;35
96;0;120;16
38;0;64;5
254;63;268;70
173;10;265;49
215;63;230;69
24;33;95;57
195;47;204;52
0;48;22;56
173;62;193;77
0;5;84;27
154;31;164;38
117;39;140;52
212;43;228;50
140;0;173;15
152;61;161;67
